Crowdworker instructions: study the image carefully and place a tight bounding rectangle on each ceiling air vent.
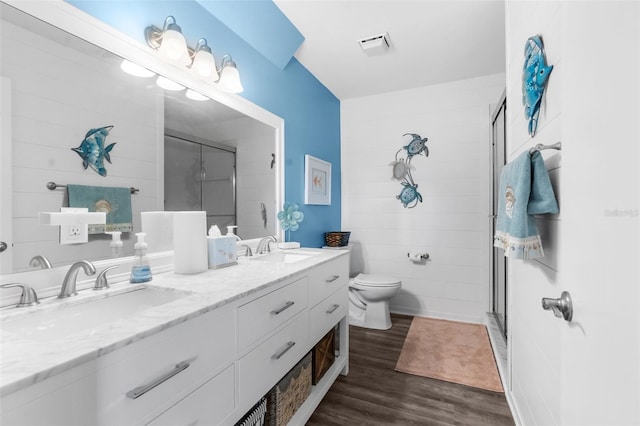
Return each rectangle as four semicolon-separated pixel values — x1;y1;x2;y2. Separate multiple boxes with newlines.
358;32;390;56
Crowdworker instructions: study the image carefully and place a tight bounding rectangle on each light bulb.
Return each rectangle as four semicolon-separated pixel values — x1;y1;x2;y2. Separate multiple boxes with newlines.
156;76;185;91
191;49;218;79
186;89;209;101
120;60;155;78
158;27;190;66
218;63;243;93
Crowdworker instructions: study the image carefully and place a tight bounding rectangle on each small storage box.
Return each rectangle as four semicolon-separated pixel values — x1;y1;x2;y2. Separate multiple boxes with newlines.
265;352;312;426
324;231;350;247
312;328;336;385
234;397;267;426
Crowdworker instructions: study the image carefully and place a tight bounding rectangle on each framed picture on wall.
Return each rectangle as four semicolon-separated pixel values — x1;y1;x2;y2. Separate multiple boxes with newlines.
304;155;331;205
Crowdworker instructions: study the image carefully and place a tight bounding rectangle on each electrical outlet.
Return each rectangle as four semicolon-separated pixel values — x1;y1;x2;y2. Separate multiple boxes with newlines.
60;223;88;244
59;208;89;245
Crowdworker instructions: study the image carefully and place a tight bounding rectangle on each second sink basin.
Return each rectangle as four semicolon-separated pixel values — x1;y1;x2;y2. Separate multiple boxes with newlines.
1;286;191;342
251;250;323;264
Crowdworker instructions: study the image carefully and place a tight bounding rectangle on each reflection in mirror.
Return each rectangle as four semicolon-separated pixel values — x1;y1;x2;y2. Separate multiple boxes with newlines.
0;3;279;274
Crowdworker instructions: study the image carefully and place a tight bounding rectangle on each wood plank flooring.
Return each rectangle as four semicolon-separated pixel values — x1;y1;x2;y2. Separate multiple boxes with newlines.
306;314;514;426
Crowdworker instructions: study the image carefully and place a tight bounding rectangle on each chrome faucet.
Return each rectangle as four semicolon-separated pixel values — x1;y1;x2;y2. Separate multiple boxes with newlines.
0;283;40;307
29;255;52;269
256;235;277;254
59;260;96;298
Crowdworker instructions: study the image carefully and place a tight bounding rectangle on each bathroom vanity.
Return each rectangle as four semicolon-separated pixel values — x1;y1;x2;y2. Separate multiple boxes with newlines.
0;249;349;425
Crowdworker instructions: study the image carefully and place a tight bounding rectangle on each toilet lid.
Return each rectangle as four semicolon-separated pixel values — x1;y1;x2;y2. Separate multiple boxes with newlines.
353;273;401;287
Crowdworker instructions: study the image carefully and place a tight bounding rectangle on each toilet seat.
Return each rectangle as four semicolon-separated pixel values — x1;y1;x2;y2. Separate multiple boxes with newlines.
352;273;401;287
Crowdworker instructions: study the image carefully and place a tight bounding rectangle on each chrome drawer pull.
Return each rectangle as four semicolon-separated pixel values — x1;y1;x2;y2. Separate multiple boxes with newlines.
326;304;340;314
126;361;190;399
271;341;296;360
325;275;340;283
270;301;294;315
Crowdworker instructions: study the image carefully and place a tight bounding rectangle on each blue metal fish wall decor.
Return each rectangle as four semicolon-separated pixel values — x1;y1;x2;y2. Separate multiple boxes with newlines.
71;125;116;177
522;35;553;137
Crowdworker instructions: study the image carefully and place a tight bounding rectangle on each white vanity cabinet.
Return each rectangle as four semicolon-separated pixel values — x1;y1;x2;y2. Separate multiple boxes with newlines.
1;251;350;426
1;304;236;426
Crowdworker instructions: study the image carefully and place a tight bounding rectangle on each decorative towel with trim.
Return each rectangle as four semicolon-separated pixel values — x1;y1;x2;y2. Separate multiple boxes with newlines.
494;150;558;259
67;184;133;234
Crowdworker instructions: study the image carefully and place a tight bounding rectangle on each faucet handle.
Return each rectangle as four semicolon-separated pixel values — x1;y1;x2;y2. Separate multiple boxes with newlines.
94;266;119;290
0;283;40;307
239;244;253;257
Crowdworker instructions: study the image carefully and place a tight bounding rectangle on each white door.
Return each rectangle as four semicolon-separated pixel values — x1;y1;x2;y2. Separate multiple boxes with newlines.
558;2;639;424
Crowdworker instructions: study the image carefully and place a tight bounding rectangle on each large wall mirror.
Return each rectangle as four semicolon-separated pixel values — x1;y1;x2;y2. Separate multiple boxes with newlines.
0;1;284;274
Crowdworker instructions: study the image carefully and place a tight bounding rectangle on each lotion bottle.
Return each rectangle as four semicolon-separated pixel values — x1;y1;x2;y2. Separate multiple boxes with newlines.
130;232;152;283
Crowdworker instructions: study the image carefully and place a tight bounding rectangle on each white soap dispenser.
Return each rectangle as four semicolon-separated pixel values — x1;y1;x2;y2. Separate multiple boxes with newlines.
130;232;152;283
226;225;238;239
105;231;123;258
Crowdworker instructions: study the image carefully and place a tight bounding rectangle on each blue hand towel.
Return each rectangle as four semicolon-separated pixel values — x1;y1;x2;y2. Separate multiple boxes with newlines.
67;184;133;234
494;151;558;259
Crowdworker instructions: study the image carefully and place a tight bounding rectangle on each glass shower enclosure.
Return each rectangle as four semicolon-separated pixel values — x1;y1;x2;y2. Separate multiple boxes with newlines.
164;132;236;231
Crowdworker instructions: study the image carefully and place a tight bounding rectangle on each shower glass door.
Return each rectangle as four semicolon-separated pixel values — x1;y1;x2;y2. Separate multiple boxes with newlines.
164;134;236;230
491;94;507;338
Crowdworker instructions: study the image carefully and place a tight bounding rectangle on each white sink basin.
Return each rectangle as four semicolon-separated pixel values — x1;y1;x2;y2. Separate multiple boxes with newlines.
251;250;322;264
1;286;190;342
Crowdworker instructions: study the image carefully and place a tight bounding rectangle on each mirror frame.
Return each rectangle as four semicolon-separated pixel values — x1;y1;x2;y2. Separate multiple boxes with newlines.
1;0;285;258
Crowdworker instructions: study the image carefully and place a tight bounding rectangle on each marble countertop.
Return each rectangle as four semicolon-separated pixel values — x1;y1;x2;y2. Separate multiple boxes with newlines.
0;248;348;397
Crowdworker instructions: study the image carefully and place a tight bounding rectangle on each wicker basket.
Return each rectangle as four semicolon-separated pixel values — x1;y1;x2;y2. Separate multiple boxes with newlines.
324;231;351;247
265;352;312;426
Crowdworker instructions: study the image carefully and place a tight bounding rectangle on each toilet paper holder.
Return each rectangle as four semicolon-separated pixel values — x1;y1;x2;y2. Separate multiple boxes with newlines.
407;252;429;261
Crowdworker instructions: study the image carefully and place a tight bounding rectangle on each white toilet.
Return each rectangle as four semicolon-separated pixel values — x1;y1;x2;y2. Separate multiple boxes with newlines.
333;243;401;330
349;273;402;330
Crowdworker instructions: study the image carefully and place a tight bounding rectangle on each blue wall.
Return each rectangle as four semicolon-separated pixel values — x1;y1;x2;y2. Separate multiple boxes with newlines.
67;0;341;248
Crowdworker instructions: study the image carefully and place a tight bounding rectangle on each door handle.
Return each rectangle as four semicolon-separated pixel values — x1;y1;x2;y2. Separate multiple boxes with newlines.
0;242;7;252
541;291;573;322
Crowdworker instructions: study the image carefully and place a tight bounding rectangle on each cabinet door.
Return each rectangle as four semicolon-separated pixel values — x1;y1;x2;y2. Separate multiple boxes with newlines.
146;365;235;426
0;360;100;426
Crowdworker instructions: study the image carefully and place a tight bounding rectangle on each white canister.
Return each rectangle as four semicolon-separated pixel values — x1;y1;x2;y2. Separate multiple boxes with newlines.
173;211;208;274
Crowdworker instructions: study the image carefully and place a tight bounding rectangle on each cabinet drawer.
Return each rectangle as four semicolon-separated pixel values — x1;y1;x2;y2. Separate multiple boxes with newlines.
146;364;235;426
237;277;307;352
96;305;235;425
309;285;348;343
238;310;309;412
308;255;349;307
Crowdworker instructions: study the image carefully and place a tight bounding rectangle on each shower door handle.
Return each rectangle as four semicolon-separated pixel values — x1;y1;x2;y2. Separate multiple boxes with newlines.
541;291;573;322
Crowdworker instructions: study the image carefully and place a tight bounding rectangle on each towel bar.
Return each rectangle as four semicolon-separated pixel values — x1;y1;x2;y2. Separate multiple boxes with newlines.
529;141;561;154
46;182;139;194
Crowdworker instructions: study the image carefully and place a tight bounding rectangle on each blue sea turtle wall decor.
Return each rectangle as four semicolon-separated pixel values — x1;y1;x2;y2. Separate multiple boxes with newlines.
71;125;116;176
396;181;422;208
522;35;553;137
402;133;429;158
390;132;429;208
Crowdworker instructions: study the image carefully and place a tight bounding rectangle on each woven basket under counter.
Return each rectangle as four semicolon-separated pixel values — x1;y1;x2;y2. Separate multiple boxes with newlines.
324;231;351;247
265;352;312;426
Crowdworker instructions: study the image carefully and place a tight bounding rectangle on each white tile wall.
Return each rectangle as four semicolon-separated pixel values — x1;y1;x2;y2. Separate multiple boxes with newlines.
341;74;505;323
